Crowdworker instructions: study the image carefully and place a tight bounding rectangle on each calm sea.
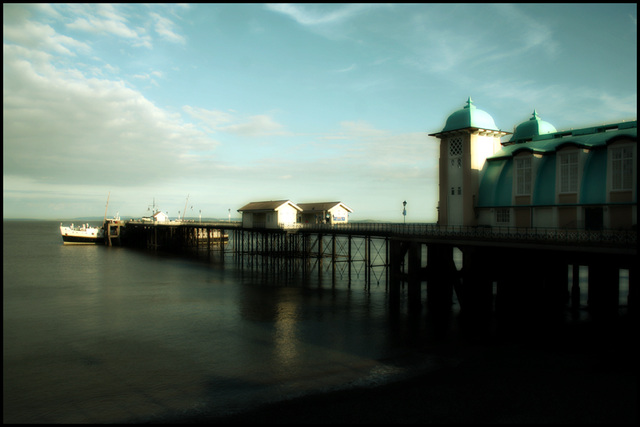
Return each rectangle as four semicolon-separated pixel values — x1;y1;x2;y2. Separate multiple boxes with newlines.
2;220;452;423
3;220;629;423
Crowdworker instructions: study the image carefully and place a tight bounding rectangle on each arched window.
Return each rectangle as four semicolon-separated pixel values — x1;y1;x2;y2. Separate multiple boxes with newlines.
611;145;633;191
558;151;578;193
515;155;532;195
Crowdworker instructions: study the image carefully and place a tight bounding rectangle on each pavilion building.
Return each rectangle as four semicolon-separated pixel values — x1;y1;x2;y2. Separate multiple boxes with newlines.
430;98;637;230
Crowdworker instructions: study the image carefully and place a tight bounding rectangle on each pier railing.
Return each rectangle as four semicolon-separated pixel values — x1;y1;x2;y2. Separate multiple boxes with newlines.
123;220;636;249
292;223;637;248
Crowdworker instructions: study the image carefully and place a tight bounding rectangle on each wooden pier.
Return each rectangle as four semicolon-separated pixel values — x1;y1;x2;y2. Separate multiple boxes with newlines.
110;220;636;320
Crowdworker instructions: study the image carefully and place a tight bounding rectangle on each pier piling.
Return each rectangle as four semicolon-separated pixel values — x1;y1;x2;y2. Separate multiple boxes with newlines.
112;221;634;322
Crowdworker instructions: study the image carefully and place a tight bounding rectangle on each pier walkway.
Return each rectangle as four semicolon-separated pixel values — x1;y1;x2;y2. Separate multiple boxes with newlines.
122;220;636;249
113;220;636;319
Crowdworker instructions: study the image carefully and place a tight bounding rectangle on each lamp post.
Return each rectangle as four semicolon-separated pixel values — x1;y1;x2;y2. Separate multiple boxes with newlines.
402;201;407;225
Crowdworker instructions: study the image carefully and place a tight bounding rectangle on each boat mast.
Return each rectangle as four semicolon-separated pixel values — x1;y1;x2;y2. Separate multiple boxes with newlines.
182;194;189;221
104;191;111;222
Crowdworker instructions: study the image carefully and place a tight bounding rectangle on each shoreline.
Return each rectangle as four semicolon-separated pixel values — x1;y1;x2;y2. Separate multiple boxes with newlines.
146;315;637;424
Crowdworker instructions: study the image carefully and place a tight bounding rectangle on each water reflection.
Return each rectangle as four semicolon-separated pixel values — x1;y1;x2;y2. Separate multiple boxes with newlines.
274;299;300;366
3;222;632;424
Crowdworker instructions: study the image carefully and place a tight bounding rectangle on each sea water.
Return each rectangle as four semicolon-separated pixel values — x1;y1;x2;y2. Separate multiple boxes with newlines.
3;220;628;423
3;220;446;423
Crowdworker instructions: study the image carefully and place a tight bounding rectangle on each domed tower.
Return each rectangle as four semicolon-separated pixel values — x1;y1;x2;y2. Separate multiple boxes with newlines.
429;98;509;226
508;110;557;144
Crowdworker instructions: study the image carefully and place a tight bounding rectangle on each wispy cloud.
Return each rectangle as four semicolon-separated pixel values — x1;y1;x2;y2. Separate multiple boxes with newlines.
184;107;288;137
477;78;637;127
150;12;186;44
393;4;560;82
306;120;437;181
490;4;558;56
219;115;287;137
65;4;150;47
265;3;392;41
266;4;380;26
333;63;357;73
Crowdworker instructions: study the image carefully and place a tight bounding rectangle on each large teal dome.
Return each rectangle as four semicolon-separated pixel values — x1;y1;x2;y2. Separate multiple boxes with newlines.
441;97;499;133
510;110;557;143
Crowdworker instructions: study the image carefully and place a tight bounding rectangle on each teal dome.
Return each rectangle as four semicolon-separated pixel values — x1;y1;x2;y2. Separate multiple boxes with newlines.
510;110;557;143
441;98;499;133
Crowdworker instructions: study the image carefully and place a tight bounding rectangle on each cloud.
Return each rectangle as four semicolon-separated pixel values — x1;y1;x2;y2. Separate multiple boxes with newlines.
397;4;559;80
150;12;186;44
477;78;637;127
183;107;288;137
2;4;213;205
297;120;437;185
65;4;147;44
182;106;236;129
266;4;375;26
8;4;189;51
265;3;392;41
219;115;286;137
333;63;357;73
3;41;216;188
4;18;91;56
490;4;558;56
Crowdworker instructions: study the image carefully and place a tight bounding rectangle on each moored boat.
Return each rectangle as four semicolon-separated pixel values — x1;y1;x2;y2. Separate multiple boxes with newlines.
60;223;105;245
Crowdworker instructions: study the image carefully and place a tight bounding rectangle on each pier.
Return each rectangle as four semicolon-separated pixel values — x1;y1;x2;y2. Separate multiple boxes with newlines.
109;220;636;320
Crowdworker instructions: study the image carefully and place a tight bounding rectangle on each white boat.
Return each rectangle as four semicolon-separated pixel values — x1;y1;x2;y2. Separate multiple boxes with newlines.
60;223;105;245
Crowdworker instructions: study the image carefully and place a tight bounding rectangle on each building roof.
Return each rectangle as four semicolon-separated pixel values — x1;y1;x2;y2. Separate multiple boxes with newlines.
437;97;502;134
297;202;353;213
509;110;557;143
489;120;637;160
237;200;302;212
477;120;637;208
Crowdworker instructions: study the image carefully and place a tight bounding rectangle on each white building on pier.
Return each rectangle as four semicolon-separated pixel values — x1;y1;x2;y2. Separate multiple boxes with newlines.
238;200;353;229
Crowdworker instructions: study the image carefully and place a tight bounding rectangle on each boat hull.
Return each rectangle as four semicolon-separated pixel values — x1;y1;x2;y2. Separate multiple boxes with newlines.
60;225;105;245
61;235;105;245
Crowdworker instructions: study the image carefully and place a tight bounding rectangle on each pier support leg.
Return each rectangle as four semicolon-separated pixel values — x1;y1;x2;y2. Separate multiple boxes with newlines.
460;247;493;322
347;235;352;284
317;234;323;280
426;244;455;315
588;261;619;319
539;257;570;327
494;250;528;333
628;265;635;312
571;264;581;311
407;241;422;312
388;240;406;308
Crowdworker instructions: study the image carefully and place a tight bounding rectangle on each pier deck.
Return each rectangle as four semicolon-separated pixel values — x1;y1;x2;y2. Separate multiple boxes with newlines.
110;220;636;318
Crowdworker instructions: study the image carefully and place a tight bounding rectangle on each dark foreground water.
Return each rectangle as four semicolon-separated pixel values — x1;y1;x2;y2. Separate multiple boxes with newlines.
3;220;634;423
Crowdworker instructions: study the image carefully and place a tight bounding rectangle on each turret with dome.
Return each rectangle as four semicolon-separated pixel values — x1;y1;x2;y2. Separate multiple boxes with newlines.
439;97;501;133
429;98;509;227
508;110;557;144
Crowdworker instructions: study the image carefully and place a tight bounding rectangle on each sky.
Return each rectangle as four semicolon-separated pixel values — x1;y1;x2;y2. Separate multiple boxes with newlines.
3;3;637;221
